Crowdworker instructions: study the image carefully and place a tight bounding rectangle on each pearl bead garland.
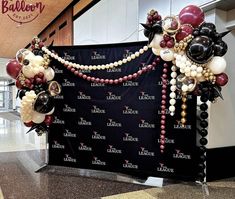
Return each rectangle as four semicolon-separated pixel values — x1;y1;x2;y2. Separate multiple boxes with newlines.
64;58;159;84
41;45;150;71
169;65;177;116
175;53;203;80
160;62;169;153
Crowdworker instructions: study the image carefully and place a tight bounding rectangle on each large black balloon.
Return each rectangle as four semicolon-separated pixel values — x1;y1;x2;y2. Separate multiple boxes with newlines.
34;91;54;114
186;36;214;64
199;22;216;37
214;40;228;56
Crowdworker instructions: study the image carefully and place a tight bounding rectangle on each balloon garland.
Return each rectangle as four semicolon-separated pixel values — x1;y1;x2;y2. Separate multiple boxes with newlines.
6;6;229;181
6;37;61;135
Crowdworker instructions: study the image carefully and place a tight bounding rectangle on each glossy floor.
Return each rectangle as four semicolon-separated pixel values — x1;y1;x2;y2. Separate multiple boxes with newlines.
0;112;235;199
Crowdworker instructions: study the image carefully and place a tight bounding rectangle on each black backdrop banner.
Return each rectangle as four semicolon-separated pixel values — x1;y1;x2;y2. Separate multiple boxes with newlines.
49;41;198;181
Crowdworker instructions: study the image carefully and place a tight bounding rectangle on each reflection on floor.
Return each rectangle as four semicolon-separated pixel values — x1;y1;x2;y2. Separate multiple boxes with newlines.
0;112;45;152
0;112;235;199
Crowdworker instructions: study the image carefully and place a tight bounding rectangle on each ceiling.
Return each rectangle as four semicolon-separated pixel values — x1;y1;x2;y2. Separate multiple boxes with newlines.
0;0;73;58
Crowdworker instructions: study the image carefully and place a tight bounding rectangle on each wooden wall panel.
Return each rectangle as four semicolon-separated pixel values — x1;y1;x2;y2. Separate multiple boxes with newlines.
39;7;73;46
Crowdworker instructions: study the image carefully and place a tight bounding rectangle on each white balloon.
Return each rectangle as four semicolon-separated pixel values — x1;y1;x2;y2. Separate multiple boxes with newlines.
32;67;40;75
152;48;160;55
150;34;163;49
208;56;226;75
38;66;45;73
32;55;44;67
32;111;45;124
22;65;35;78
160;49;174;61
44;67;55;81
46;107;55;115
22;51;35;62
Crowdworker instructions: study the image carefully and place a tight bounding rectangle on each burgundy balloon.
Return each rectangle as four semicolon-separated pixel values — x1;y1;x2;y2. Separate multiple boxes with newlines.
175;24;194;42
15;79;23;89
216;73;228;86
44;115;54;126
6;59;22;79
179;5;205;28
24;121;34;127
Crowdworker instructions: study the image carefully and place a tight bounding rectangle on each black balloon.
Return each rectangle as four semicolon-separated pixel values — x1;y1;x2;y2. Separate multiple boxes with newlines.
214;40;228;56
19;89;28;100
199;22;216;37
186;36;214;64
200;120;208;128
34;91;54;114
199;129;208;137
200;138;208;145
200;112;208;119
200;103;208;111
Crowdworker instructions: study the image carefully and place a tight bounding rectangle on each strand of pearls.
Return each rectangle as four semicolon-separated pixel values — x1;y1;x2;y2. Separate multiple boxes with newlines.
175;53;203;79
169;65;177;116
159;62;169;153
41;45;150;71
64;58;159;84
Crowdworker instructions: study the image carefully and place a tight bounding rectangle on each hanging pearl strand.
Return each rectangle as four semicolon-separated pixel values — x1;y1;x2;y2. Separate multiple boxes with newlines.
160;62;169;153
64;58;159;84
169;65;177;116
41;46;150;71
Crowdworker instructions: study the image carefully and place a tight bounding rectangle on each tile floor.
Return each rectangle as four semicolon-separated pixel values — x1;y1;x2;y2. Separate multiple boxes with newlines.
0;112;235;199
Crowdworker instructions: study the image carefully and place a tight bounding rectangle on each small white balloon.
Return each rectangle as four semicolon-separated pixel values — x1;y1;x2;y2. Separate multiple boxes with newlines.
208;56;226;75
32;55;44;67
22;65;35;78
150;34;163;49
32;111;46;124
24;52;36;62
160;49;174;61
44;67;55;81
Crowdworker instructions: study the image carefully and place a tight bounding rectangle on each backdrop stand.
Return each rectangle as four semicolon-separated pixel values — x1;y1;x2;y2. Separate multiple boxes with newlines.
35;131;49;173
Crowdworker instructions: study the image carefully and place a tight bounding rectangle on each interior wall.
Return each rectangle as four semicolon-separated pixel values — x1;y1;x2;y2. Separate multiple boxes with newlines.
39;7;73;46
73;0;139;45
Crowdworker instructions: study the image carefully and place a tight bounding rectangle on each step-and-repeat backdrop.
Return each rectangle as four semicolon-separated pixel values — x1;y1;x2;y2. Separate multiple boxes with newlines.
49;42;198;181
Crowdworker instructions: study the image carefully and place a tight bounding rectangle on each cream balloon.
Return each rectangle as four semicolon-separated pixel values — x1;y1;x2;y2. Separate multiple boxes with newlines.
160;48;174;61
44;67;55;81
32;55;44;67
150;34;163;49
32;67;40;75
22;65;35;78
152;48;160;56
32;111;46;124
23;51;35;62
207;56;226;75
